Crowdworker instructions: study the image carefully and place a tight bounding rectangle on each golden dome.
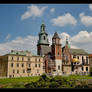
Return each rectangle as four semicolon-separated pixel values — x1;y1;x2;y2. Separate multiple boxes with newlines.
72;58;79;62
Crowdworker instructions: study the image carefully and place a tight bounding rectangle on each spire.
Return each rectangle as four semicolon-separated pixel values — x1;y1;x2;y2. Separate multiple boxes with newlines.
66;36;68;45
66;36;70;48
52;32;60;39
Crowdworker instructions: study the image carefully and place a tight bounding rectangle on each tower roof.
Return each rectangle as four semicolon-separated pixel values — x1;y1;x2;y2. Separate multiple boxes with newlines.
52;32;60;39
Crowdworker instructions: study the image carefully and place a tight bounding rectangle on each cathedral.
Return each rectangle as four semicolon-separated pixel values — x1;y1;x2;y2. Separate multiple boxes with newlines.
0;22;90;78
37;23;90;76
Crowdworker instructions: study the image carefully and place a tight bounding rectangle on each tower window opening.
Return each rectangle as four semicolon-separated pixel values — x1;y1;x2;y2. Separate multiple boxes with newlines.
44;36;45;40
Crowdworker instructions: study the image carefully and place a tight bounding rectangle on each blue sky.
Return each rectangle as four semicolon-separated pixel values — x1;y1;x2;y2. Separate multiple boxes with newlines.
0;4;92;55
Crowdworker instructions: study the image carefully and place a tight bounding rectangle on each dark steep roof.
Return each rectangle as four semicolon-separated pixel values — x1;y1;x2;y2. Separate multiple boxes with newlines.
52;32;60;39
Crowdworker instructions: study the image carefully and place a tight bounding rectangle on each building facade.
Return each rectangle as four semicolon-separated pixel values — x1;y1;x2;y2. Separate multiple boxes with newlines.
0;50;44;78
0;23;91;78
37;23;90;76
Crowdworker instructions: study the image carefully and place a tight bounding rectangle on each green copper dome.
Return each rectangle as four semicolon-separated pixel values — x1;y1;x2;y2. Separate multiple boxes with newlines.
37;22;49;45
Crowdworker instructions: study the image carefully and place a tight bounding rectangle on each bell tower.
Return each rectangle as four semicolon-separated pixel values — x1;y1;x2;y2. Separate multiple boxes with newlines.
51;32;62;75
37;22;50;56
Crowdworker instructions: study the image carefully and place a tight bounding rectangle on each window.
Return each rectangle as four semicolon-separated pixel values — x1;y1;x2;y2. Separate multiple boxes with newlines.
73;55;76;58
35;64;37;67
58;52;59;55
82;56;84;64
44;36;45;40
11;57;13;61
23;69;25;73
35;58;37;62
29;64;30;67
22;63;24;67
58;65;60;70
28;58;30;61
77;62;79;64
27;69;31;73
13;69;15;73
22;57;24;61
17;63;19;67
86;67;88;71
53;39;55;44
9;75;12;78
86;56;88;64
58;40;59;44
77;56;79;59
17;70;19;74
74;62;76;64
39;74;40;76
17;57;19;61
11;63;13;67
82;67;84;71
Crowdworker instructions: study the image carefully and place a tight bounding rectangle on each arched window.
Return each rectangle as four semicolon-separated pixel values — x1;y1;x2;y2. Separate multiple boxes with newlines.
86;67;88;71
82;67;84;71
44;36;45;40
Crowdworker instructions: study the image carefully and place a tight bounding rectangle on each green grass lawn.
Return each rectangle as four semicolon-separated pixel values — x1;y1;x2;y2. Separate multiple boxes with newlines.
65;75;92;80
0;75;92;88
0;76;40;88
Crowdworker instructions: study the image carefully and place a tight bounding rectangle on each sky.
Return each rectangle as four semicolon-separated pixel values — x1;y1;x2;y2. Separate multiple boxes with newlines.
0;4;92;55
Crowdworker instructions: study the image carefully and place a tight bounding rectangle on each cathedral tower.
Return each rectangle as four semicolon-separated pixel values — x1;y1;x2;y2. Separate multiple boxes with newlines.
37;23;50;56
51;32;62;75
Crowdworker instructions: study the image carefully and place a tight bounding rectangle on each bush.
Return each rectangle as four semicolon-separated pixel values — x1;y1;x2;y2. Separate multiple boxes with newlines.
39;74;50;82
49;81;59;88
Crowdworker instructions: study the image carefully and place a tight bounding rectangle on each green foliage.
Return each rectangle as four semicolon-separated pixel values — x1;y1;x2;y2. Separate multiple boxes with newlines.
38;74;50;82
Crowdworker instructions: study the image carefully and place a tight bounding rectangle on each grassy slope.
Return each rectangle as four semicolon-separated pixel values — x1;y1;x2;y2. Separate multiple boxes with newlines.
0;75;92;88
0;76;40;88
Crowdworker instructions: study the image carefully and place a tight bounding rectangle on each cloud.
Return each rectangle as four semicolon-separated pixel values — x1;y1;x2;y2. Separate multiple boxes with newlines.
0;30;92;55
0;35;38;55
21;5;48;20
50;8;55;13
80;12;92;26
51;13;77;27
5;34;11;40
70;31;92;53
89;4;92;11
